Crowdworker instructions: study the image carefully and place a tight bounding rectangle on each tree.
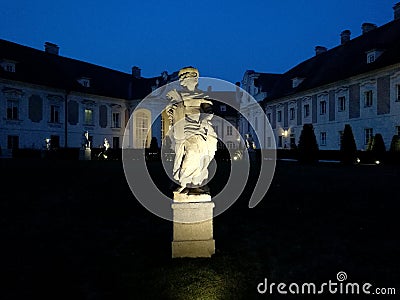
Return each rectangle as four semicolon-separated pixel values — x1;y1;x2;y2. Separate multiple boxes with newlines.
389;135;400;164
389;135;400;152
340;124;357;164
297;123;319;163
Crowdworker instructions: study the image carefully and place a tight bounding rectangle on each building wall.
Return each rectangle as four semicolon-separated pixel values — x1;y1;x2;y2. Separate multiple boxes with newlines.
0;79;128;150
260;65;400;151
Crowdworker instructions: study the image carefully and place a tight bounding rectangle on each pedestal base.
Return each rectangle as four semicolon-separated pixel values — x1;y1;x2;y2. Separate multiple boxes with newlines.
171;196;215;258
79;148;91;160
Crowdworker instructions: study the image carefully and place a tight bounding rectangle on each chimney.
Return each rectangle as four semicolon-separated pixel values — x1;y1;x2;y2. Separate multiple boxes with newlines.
340;30;351;44
44;42;59;55
394;2;400;20
362;23;377;34
315;46;327;55
132;66;141;78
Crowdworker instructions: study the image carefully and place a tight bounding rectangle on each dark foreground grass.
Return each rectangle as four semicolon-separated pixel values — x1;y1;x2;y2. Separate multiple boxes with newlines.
1;158;399;299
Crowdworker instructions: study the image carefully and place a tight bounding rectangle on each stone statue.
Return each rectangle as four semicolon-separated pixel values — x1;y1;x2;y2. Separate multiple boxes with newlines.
82;131;91;149
166;66;217;195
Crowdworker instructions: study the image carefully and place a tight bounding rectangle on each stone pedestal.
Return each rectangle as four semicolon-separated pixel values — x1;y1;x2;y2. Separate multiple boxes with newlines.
171;194;215;258
79;148;91;160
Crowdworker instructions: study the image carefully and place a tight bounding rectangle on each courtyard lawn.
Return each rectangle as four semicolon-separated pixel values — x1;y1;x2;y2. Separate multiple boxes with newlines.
1;158;399;299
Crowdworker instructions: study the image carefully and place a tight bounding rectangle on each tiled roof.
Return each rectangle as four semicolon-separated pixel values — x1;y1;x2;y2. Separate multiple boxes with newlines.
263;18;400;102
0;39;133;99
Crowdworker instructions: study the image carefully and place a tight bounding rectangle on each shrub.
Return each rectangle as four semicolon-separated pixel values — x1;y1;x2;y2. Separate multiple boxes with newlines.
340;124;357;164
297;123;319;163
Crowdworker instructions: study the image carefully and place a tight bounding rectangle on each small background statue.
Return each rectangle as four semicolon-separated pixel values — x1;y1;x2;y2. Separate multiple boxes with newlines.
82;131;91;149
165;66;217;195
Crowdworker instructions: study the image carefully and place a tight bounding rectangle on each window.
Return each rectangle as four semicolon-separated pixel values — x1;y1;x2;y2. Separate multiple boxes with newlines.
338;96;346;111
5;64;15;72
277;111;282;122
78;78;90;87
226;125;233;136
289;108;295;120
320;101;326;115
364;90;373;107
7;135;19;149
112;112;120;128
50;105;60;123
7;100;19;120
134;109;151;149
113;137;120;149
84;108;93;125
226;141;235;149
304;104;310;117
320;132;327;146
267;136;272;148
396;85;400;102
278;136;283;148
367;53;375;63
365;128;373;145
1;61;16;73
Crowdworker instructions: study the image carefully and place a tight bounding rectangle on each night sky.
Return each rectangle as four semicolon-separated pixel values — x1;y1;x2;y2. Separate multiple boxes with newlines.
0;0;396;83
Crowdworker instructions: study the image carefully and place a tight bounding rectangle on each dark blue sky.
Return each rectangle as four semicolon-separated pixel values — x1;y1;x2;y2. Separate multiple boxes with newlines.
0;0;396;83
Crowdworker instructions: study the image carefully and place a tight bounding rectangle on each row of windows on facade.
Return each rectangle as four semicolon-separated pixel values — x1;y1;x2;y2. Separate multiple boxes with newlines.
6;100;122;128
266;88;400;123
272;126;400;149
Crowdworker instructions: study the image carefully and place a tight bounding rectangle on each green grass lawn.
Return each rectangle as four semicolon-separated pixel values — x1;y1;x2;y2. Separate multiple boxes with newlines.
1;158;399;299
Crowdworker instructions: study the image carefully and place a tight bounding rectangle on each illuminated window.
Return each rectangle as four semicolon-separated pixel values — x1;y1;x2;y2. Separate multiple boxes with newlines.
320;101;326;115
364;90;373;107
7;100;19;120
50;105;60;123
365;128;373;145
320;132;327;146
338;96;346;111
135;110;151;148
112;112;120;128
84;108;93;125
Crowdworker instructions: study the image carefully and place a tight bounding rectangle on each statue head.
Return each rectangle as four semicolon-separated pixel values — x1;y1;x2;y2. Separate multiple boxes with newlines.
178;66;199;91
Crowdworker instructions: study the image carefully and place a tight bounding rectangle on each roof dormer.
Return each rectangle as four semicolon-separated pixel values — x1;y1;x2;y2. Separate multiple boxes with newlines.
1;59;17;73
77;77;91;87
366;49;383;64
292;77;305;88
